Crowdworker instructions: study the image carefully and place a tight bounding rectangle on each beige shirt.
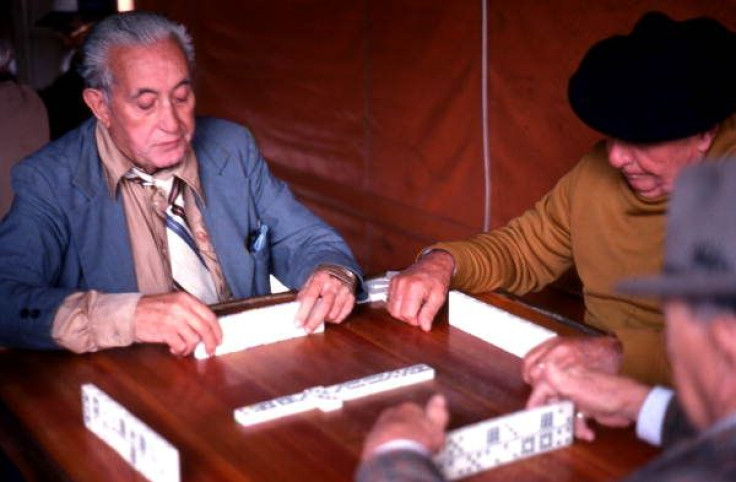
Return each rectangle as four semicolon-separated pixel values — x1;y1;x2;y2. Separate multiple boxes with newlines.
52;123;230;353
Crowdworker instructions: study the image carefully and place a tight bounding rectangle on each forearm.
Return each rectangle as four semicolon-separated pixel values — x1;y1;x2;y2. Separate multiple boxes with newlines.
431;224;571;295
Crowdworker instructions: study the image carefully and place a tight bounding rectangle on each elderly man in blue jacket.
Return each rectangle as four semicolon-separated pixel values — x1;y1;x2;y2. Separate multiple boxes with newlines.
0;11;362;356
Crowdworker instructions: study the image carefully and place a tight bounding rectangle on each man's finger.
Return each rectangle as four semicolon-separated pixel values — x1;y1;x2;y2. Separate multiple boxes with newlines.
398;283;428;326
522;339;554;383
305;293;333;332
296;278;322;327
184;310;221;354
386;277;404;317
417;289;445;331
574;413;596;441
543;362;584;400
333;291;356;324
425;394;449;429
176;321;202;355
183;295;222;343
326;285;350;322
526;379;560;409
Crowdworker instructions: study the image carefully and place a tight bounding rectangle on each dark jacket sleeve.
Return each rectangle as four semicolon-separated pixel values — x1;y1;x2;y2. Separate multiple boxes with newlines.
355;450;445;482
661;397;697;448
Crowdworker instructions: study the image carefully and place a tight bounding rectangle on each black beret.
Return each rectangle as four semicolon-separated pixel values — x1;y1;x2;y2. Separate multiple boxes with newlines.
569;11;736;143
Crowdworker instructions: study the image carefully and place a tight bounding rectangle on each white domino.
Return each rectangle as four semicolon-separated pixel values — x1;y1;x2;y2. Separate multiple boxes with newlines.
360;271;399;303
325;363;435;401
234;364;435;426
449;290;557;358
81;384;180;482
234;389;333;426
194;301;323;359
435;401;574;480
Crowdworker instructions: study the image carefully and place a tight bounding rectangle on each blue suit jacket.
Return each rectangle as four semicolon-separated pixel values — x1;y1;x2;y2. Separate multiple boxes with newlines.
0;117;362;349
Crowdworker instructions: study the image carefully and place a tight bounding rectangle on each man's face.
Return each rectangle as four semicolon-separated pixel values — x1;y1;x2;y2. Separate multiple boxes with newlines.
664;301;715;430
606;133;715;199
97;37;195;173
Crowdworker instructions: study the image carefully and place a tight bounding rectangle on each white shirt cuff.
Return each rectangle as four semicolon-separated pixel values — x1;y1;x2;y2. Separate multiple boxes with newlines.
371;439;431;458
636;386;674;446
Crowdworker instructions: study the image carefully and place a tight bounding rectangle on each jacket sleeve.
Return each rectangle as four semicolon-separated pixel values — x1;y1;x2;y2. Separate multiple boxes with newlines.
430;162;582;295
237;126;364;291
0;159;75;349
661;397;697;449
355;450;446;482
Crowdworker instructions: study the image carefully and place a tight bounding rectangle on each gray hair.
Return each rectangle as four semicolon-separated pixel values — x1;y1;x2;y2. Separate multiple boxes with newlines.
79;11;195;94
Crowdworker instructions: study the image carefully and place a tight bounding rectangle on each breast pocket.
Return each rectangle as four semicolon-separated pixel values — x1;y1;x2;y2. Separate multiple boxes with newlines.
248;223;271;295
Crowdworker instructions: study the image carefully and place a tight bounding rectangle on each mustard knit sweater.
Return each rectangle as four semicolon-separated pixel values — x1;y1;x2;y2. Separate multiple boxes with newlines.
432;114;736;385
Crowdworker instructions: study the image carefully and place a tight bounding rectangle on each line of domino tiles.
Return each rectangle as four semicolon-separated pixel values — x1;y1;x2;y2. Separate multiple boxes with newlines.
448;290;557;358
435;401;574;480
193;300;323;359
234;363;436;426
81;384;180;482
195;272;398;360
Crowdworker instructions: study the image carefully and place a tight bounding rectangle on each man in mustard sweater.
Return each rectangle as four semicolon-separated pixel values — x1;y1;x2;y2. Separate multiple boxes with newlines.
386;12;736;385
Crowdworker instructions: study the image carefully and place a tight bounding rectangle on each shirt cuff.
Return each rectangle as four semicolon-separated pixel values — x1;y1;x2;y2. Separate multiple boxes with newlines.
636;386;674;446
371;439;431;458
52;291;142;353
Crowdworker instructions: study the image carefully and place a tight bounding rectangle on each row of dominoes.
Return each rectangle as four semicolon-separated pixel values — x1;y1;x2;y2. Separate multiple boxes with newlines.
81;384;180;482
435;401;574;480
197;271;397;360
448;290;557;358
234;363;436;426
194;300;323;359
196;282;552;361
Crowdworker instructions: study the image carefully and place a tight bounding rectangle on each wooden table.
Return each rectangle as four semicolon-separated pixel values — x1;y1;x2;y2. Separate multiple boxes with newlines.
0;292;658;481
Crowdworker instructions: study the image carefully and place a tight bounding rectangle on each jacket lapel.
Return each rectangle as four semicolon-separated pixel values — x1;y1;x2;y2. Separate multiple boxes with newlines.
68;122;138;293
196;136;255;299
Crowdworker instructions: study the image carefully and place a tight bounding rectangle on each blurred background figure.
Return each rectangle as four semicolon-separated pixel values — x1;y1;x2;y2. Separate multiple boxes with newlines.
0;15;49;217
37;0;117;140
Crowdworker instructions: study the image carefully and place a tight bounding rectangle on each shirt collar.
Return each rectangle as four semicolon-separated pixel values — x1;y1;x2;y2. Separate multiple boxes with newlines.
95;122;206;203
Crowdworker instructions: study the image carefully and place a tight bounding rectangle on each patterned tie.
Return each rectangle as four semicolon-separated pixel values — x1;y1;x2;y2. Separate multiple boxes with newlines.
125;168;219;304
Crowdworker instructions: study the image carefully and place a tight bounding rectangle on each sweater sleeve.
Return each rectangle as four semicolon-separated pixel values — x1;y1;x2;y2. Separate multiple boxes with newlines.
430;161;583;295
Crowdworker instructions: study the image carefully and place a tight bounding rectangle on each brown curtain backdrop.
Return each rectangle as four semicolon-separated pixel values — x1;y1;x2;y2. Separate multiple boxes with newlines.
138;0;735;276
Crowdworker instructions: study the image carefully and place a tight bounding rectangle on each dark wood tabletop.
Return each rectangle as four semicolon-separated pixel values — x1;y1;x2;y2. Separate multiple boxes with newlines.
0;292;658;481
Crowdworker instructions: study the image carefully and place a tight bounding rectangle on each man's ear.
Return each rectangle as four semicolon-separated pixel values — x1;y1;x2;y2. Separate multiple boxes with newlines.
696;125;719;154
83;88;112;128
709;316;736;368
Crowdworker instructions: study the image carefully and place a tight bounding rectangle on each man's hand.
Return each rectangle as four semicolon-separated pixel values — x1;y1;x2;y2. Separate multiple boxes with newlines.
296;268;356;333
522;335;623;385
361;394;450;461
526;363;650;441
386;250;455;331
133;292;222;357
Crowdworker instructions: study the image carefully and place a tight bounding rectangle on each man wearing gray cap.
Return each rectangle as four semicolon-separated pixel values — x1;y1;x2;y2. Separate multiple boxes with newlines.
386;11;736;386
357;160;736;481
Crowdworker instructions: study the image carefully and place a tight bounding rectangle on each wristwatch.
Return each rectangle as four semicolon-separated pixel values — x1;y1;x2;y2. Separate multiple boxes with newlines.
316;264;358;292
